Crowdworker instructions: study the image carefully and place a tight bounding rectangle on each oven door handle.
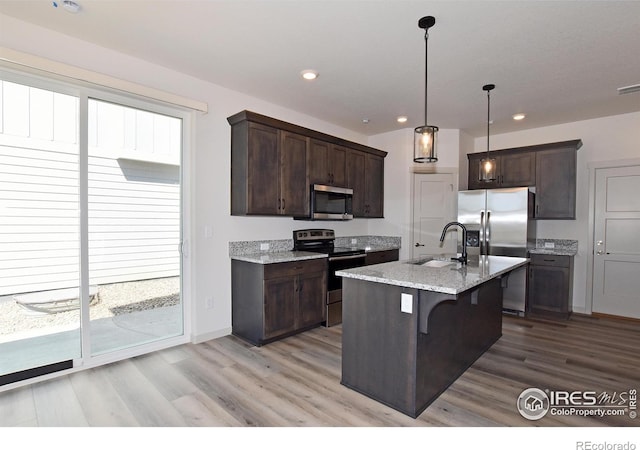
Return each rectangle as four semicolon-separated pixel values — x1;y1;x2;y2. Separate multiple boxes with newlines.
328;254;366;262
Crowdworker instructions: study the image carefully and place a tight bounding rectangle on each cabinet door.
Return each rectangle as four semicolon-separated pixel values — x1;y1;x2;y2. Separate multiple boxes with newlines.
365;154;384;217
535;147;576;219
309;139;330;185
500;151;536;187
329;145;347;187
246;123;280;214
280;131;309;217
263;276;297;339
347;150;366;217
528;264;570;315
297;270;326;328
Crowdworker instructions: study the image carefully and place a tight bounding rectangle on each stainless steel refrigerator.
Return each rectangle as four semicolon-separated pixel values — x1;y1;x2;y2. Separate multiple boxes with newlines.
457;187;536;315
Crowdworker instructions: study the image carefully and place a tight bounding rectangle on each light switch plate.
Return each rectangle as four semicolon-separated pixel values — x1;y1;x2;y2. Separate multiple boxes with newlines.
351;238;357;245
260;242;269;251
401;293;413;314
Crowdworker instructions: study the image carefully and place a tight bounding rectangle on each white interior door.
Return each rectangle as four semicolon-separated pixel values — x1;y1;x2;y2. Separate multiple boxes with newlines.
412;173;456;259
592;165;640;319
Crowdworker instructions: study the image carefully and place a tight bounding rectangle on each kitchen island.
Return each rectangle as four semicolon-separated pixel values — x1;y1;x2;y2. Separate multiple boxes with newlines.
336;255;528;418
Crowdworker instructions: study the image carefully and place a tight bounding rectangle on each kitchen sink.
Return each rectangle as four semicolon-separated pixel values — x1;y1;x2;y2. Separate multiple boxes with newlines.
406;256;456;267
421;259;455;268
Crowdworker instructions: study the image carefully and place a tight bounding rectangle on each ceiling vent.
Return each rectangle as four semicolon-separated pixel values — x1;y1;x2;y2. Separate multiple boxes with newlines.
617;84;640;95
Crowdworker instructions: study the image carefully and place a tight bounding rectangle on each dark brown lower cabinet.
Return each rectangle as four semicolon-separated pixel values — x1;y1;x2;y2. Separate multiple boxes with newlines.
527;254;574;319
232;258;327;346
364;248;399;266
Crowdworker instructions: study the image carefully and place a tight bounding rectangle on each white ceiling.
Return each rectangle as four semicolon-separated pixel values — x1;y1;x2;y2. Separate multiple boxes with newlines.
1;0;639;137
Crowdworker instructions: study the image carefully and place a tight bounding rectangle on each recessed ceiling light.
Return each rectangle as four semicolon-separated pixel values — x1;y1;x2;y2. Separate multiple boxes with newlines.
397;116;408;123
513;113;526;121
300;70;318;81
362;118;370;124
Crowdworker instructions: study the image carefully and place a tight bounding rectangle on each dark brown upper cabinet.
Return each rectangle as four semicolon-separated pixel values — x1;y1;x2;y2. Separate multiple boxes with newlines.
229;119;309;216
467;140;582;219
228;110;387;218
468;150;536;190
347;150;384;218
309;139;347;187
535;145;578;219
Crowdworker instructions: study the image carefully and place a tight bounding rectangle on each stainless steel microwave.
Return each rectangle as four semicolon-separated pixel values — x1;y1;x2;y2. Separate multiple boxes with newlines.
304;184;353;220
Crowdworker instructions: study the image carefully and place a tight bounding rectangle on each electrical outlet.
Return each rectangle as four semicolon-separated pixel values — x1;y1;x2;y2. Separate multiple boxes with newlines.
544;241;555;249
401;293;413;314
260;242;269;251
351;238;357;245
205;296;214;309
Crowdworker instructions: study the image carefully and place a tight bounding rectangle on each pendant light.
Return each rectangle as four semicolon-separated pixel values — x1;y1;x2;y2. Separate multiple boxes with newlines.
414;16;439;163
479;83;496;182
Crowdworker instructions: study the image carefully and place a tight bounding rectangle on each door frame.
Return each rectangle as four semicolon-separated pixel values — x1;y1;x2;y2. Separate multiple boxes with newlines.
0;66;194;391
585;157;640;315
410;166;459;259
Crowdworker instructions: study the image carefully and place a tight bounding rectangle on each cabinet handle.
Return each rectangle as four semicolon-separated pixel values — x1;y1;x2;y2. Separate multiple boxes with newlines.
278;198;282;211
535;204;539;216
282;198;285;211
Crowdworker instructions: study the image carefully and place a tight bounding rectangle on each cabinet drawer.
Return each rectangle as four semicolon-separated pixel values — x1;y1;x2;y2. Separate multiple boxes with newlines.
264;258;327;279
529;254;571;267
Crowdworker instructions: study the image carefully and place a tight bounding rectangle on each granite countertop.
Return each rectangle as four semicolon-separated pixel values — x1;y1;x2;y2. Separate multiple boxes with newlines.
230;251;328;264
336;254;529;295
529;247;577;256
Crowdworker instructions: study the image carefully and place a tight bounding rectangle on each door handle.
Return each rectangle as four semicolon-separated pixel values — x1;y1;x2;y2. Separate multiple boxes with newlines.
415;243;425;247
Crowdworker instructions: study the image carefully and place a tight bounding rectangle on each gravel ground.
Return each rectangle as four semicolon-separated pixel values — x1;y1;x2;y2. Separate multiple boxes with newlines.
0;277;180;338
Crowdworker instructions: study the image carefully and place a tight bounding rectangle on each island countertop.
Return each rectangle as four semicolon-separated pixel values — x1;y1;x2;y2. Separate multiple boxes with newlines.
336;254;528;295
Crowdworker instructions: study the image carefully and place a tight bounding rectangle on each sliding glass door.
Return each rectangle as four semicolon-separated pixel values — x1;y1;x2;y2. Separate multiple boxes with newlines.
0;79;82;379
87;98;183;355
0;72;186;384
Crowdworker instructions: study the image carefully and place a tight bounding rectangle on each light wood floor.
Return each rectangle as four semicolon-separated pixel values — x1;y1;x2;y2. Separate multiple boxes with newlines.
0;314;638;427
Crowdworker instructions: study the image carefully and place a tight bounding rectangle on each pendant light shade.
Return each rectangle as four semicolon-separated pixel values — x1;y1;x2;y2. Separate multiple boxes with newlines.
479;83;496;182
414;16;439;163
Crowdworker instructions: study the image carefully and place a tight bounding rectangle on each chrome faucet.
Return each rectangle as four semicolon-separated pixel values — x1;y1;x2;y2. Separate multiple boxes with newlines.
440;221;468;265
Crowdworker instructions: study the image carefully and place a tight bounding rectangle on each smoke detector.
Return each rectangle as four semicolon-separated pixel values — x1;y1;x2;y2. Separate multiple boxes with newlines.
53;1;81;13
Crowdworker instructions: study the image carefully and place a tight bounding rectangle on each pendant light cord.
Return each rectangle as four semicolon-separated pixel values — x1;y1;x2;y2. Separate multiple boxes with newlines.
424;28;429;127
486;87;490;156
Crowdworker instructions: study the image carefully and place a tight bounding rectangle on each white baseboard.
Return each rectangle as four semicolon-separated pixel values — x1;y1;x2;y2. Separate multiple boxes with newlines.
191;327;232;344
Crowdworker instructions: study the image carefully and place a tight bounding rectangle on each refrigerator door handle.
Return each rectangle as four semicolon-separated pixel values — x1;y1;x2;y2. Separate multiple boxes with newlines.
480;210;485;254
486;210;491;254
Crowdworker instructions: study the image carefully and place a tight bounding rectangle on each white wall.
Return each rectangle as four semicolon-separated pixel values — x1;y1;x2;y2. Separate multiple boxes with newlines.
368;128;463;260
468;111;640;312
1;14;374;341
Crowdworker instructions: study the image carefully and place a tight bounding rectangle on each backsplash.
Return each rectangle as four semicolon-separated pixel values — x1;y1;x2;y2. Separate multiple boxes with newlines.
229;235;401;256
229;239;294;256
334;235;401;250
534;239;578;254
